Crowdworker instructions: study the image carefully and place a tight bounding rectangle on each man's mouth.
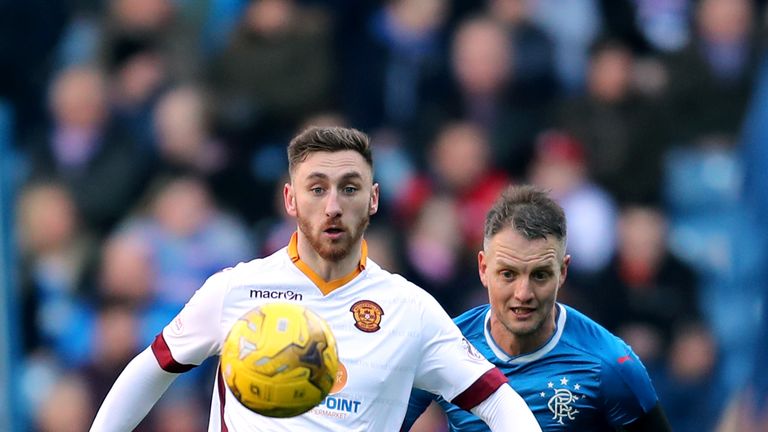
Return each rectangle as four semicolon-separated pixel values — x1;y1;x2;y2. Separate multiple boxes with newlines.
323;227;345;238
510;307;535;318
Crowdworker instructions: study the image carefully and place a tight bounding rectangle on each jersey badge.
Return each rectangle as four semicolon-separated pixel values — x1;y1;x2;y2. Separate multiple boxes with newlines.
461;338;485;362
540;376;582;424
171;316;184;336
350;300;383;333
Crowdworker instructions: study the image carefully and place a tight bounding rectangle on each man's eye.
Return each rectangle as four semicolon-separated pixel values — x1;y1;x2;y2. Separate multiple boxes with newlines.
343;186;358;194
311;187;324;195
501;271;514;280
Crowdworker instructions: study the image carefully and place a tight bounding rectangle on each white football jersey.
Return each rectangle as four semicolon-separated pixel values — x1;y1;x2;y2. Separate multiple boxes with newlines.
152;234;504;431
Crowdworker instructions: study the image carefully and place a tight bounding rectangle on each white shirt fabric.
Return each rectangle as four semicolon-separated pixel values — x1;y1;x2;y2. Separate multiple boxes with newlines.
471;384;542;432
153;238;501;431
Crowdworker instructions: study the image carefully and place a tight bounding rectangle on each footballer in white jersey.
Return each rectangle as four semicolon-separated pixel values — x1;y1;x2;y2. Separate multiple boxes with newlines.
152;233;506;431
90;127;540;432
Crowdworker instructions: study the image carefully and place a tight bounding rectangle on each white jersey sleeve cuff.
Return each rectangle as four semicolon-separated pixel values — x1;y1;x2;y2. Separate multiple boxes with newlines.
470;384;542;432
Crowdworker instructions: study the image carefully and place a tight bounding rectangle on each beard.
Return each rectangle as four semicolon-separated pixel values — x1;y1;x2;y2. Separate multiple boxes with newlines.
297;208;371;262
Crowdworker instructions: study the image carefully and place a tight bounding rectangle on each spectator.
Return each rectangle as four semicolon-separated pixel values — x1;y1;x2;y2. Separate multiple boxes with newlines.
417;16;543;175
527;130;617;282
100;0;200;81
396;122;510;252
208;0;334;141
526;0;602;92
591;205;700;365
97;233;154;313
16;181;96;362
631;0;692;52
108;38;170;152
662;0;759;148
400;195;479;315
116;175;254;309
485;0;559;104
152;84;263;222
339;0;451;133
25;65;152;235
556;37;667;204
78;301;142;417
34;373;94;432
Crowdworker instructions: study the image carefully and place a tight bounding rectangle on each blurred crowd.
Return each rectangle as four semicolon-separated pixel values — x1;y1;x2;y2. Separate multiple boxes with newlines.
2;0;768;431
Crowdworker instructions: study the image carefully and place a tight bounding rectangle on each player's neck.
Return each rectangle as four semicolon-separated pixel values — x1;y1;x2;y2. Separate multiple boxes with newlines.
296;235;363;282
492;306;558;357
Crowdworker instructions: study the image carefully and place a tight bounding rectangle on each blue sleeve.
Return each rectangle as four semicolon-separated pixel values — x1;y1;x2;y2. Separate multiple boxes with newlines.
601;349;659;427
401;388;437;431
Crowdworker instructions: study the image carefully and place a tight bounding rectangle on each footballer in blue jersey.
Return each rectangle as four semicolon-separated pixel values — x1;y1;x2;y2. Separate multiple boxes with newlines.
403;185;671;432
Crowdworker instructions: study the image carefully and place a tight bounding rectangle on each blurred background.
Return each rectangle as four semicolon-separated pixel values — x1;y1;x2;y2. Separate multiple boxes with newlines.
1;0;767;430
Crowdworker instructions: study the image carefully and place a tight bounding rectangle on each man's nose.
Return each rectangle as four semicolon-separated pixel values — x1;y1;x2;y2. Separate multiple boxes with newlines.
513;278;535;303
325;190;342;217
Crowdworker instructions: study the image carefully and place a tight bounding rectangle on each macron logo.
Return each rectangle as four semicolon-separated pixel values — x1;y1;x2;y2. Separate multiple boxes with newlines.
617;354;633;364
249;289;303;301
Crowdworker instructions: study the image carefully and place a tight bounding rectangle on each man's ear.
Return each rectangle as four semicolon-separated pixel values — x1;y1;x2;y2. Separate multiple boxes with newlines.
478;250;488;288
369;183;380;215
284;183;297;217
559;254;571;288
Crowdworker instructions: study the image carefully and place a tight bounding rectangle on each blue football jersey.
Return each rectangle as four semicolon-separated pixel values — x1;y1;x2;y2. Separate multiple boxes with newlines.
404;303;659;431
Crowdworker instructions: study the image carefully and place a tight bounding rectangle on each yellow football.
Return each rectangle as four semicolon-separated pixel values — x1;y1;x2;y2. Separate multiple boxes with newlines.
221;303;339;418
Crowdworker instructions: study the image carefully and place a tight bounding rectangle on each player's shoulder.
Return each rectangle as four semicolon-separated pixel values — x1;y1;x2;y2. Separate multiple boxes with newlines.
200;248;290;294
364;260;430;295
219;248;289;278
557;305;659;421
453;304;490;332
561;304;650;375
560;304;636;362
364;260;453;312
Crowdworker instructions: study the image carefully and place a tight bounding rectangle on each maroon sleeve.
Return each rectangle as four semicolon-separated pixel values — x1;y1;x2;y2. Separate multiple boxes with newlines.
450;367;508;410
151;333;197;373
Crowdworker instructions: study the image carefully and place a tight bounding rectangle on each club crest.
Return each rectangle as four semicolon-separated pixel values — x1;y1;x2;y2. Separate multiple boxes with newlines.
349;300;383;333
540;376;582;425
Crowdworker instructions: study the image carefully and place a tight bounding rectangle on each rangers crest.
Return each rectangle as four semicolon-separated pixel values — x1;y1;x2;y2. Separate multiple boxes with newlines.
540;376;582;424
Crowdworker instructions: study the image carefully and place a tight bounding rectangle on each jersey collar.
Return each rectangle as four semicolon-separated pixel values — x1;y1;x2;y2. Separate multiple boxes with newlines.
484;303;567;364
287;231;368;295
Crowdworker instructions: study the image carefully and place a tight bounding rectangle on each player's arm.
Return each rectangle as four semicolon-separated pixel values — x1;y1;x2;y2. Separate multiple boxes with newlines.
90;270;230;431
89;347;178;431
413;292;540;431
619;403;672;432
469;384;541;431
602;348;671;432
400;388;438;431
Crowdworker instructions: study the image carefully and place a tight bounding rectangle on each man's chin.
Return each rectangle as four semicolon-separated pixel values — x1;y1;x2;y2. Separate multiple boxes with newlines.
317;245;351;262
508;321;541;338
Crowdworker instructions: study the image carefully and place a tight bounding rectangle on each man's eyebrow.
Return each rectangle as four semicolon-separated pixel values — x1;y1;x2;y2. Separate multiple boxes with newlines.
305;172;329;181
304;171;364;182
340;172;363;181
495;255;556;267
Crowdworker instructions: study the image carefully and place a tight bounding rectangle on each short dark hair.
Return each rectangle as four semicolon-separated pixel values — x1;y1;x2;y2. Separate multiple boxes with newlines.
484;185;567;248
287;126;373;174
